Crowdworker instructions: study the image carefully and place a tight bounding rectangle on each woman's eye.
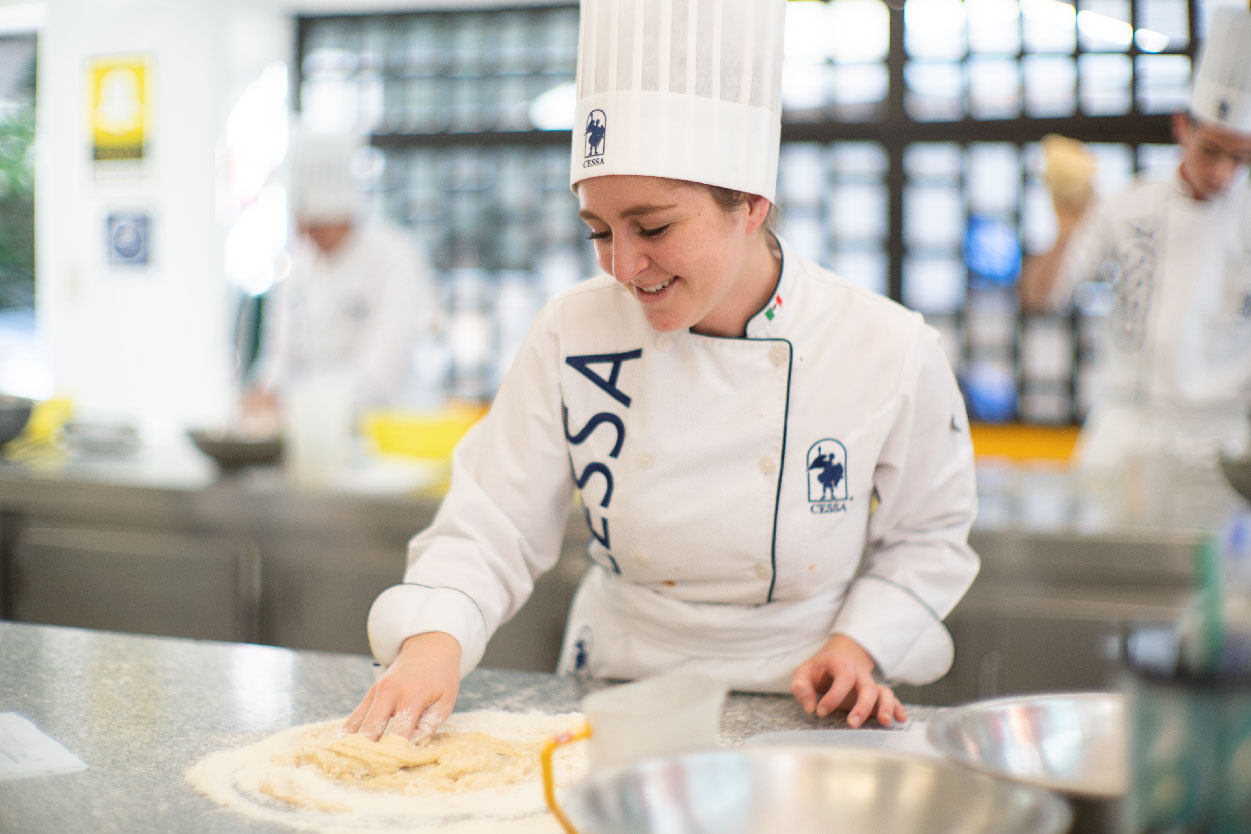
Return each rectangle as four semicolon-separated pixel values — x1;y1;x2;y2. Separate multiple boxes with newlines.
639;224;670;238
586;229;611;241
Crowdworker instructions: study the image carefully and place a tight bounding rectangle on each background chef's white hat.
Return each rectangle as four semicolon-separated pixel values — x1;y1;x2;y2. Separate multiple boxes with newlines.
285;126;367;224
570;0;787;202
1190;7;1251;134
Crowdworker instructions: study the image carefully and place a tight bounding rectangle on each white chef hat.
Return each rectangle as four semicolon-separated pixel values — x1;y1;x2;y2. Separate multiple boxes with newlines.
285;126;367;224
1190;8;1251;135
569;0;788;202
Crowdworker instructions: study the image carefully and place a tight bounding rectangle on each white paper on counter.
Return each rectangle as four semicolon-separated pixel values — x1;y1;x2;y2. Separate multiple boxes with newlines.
743;720;942;759
0;712;87;780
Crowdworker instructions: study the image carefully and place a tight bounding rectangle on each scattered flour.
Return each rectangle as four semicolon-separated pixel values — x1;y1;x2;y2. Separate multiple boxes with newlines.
186;710;588;834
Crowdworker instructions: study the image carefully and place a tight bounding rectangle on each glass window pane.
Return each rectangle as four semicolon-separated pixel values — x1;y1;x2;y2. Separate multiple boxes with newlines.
904;0;967;60
829;0;889;63
1079;53;1131;115
967;143;1020;216
830;183;887;242
903;255;966;314
778;143;827;208
968;58;1021;120
781;62;826;121
1088;142;1135;194
830;142;888;178
828;64;889;119
778;212;827;263
1021;176;1058;254
904;62;965;122
1023;55;1076;117
1077;0;1133;52
831;249;887;296
1136;54;1191;115
966;0;1021;55
904;184;965;250
1137;0;1187;50
905;142;963;182
1022;0;1077;53
785;1;834;65
1138;143;1179;174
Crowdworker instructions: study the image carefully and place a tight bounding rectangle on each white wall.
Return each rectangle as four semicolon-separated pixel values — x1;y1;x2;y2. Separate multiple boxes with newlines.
35;0;289;439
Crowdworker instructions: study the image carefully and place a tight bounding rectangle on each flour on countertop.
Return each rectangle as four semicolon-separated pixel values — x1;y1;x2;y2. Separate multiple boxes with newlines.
186;710;588;834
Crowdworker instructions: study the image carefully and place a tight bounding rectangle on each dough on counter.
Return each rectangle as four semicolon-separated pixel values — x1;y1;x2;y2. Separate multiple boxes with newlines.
187;710;588;834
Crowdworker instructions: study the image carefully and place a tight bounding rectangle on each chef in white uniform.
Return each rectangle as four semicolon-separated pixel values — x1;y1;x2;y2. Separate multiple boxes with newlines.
347;0;979;743
1020;10;1251;474
248;127;438;414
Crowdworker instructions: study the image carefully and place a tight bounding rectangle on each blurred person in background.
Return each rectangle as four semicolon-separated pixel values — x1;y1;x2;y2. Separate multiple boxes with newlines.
1019;9;1251;477
244;127;439;422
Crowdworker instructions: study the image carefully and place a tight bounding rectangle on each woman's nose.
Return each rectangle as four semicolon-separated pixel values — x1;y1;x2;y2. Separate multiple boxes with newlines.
611;239;648;283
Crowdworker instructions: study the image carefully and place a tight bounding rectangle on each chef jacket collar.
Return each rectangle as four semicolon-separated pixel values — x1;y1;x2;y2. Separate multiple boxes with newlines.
744;233;795;340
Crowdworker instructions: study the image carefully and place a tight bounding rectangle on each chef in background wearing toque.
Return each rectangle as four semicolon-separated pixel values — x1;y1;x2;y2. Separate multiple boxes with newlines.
1020;9;1251;476
246;126;439;418
347;0;979;743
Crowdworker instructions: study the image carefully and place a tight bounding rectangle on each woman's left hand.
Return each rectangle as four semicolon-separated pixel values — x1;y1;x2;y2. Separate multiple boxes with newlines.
790;634;907;728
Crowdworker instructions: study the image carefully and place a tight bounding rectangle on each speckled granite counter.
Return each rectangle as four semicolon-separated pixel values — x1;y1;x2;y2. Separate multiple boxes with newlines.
0;621;940;834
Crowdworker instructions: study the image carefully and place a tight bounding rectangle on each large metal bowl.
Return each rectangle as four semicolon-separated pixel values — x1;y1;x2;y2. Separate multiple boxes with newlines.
564;745;1071;834
928;692;1128;799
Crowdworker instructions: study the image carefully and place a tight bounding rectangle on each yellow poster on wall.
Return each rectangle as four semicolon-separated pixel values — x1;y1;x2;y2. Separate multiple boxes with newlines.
87;55;150;162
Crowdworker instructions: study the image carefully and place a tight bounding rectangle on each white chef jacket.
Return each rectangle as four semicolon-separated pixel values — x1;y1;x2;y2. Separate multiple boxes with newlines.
254;220;439;409
369;238;979;691
1048;172;1251;471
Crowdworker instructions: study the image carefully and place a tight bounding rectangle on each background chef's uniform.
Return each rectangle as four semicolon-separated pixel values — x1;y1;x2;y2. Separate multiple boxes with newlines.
252;128;439;410
1044;10;1251;474
367;0;979;692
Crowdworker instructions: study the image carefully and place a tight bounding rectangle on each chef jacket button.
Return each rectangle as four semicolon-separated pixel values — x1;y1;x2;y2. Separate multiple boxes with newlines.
758;456;776;475
636;451;654;469
656;335;674;352
769;345;788;366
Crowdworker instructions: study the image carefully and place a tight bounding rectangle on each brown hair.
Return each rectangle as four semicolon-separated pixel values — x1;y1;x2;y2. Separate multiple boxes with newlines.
704;185;781;232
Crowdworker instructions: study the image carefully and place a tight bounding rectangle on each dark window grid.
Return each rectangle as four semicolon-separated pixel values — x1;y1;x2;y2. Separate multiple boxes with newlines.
295;1;1198;424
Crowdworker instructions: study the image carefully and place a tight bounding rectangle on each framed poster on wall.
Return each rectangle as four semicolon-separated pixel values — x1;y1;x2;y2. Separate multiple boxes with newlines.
87;54;150;164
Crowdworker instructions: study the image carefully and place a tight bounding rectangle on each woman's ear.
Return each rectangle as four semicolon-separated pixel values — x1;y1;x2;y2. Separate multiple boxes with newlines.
743;194;773;234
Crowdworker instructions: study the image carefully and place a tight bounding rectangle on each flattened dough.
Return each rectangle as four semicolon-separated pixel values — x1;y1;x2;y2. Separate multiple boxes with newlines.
187;710;588;834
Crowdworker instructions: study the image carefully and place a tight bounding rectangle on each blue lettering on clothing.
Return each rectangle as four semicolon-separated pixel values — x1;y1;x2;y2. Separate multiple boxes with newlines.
563;406;625;458
564;349;643;573
565;350;642;407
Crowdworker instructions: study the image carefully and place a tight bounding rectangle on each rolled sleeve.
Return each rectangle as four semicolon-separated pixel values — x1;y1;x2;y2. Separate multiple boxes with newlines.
833;575;955;685
834;323;979;685
366;584;488;679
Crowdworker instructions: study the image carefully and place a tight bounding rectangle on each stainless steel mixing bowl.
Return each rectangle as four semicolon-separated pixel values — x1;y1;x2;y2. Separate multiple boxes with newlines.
928;692;1128;799
563;745;1071;834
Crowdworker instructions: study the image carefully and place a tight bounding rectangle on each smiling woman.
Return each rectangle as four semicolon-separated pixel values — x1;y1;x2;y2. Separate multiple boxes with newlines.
350;0;979;753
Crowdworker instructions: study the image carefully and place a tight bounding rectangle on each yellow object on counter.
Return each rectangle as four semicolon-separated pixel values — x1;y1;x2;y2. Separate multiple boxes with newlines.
23;397;74;446
363;403;487;462
970;422;1079;463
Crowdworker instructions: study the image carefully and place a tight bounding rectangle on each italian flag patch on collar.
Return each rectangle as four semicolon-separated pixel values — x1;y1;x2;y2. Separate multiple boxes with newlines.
764;293;783;321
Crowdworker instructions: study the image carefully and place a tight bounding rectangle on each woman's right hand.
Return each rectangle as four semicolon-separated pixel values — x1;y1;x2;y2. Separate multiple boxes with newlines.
342;631;462;743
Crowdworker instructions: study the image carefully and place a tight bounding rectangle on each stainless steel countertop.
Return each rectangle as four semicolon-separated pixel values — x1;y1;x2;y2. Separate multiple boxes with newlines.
3;437;1244;537
0;621;938;834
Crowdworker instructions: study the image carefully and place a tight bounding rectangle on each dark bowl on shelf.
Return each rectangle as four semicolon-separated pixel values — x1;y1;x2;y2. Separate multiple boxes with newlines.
188;428;283;470
1220;454;1251;504
0;395;33;448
